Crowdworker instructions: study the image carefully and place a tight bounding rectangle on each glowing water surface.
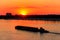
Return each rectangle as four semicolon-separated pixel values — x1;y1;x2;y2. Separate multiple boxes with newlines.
0;19;60;40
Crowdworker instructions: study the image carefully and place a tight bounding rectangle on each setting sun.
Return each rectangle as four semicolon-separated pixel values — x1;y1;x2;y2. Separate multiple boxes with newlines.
18;9;28;15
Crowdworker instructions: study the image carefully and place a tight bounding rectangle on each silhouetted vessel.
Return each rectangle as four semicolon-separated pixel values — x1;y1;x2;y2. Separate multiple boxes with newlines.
15;26;49;33
15;26;60;35
15;26;39;32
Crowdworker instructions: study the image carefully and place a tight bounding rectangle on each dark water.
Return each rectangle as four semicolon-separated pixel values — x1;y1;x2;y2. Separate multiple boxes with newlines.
0;19;60;40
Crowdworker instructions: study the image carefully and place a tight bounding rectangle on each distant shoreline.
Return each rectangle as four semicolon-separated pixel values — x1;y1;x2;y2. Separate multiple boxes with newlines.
3;19;60;21
0;13;60;21
1;17;60;21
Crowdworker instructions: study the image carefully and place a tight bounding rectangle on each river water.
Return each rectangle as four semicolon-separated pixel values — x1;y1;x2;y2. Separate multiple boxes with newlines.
0;19;60;40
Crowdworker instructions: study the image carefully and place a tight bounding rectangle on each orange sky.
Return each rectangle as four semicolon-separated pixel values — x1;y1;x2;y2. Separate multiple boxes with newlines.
0;0;60;15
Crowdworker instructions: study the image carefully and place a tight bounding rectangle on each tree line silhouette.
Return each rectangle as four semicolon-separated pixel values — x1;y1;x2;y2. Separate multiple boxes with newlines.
0;13;60;21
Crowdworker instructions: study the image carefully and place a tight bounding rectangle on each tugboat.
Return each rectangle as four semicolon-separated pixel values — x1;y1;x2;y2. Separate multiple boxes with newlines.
15;26;49;33
39;27;49;33
15;26;60;34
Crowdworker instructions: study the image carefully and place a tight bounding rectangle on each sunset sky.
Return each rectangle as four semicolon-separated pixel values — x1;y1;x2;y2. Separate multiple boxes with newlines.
0;0;60;15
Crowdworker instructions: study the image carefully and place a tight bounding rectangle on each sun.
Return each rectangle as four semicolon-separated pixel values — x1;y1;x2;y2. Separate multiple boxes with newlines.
19;9;28;15
20;10;27;15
